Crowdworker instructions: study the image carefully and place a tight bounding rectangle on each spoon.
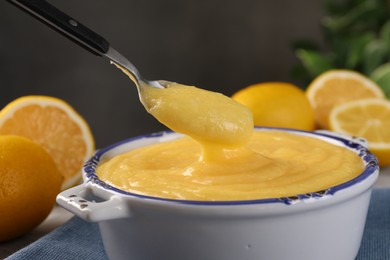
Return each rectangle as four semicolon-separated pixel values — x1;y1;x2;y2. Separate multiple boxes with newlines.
6;0;167;90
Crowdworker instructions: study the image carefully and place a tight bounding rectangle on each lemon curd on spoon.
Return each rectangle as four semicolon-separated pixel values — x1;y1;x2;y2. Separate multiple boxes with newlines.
96;76;364;201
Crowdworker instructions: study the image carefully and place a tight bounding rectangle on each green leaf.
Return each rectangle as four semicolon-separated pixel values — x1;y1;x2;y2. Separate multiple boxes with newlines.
345;32;375;68
295;49;334;78
290;64;311;85
291;0;390;87
380;19;390;46
363;39;390;75
370;63;390;98
322;1;380;33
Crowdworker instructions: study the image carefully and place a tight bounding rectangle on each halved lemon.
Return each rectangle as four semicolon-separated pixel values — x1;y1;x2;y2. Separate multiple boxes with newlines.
329;98;390;166
306;70;385;129
0;96;95;189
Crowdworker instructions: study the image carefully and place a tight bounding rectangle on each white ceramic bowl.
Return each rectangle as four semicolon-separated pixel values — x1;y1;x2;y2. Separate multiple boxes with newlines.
57;128;379;260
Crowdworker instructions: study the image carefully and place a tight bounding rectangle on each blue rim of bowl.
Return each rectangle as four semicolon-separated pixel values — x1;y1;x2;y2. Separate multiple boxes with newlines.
83;127;379;206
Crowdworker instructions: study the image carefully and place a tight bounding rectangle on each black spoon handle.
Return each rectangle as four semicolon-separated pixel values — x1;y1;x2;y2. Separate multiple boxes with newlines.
7;0;110;56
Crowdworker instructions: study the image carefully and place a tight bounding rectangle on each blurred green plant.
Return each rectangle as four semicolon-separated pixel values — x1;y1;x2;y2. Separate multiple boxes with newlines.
292;0;390;97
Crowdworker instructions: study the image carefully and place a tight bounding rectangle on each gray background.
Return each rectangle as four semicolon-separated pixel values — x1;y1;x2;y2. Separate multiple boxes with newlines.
0;0;325;148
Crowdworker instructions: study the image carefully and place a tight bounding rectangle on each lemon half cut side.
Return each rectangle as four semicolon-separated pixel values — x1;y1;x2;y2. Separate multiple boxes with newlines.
0;95;95;189
306;70;385;129
330;98;390;166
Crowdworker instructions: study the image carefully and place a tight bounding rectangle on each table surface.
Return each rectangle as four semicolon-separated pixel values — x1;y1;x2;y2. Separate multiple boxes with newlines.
1;166;390;259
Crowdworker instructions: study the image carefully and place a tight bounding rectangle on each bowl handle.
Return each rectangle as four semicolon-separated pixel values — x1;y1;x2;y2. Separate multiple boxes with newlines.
56;184;131;222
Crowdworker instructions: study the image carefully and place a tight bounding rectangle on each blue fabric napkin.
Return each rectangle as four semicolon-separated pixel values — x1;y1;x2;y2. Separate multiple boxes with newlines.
6;188;390;260
6;217;108;260
356;188;390;260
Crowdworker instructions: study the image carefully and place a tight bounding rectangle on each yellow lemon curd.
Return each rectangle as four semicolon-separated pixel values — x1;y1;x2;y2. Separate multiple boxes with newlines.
96;81;364;201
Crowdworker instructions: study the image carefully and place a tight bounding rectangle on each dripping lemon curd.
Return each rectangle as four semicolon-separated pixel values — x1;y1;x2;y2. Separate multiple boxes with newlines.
96;81;364;201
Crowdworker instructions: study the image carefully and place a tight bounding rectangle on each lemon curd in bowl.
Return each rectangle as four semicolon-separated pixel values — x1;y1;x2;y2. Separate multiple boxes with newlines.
95;129;365;201
94;81;366;201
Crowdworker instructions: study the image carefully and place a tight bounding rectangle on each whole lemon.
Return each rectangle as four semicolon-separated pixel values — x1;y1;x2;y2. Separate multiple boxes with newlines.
232;82;315;131
0;135;62;242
